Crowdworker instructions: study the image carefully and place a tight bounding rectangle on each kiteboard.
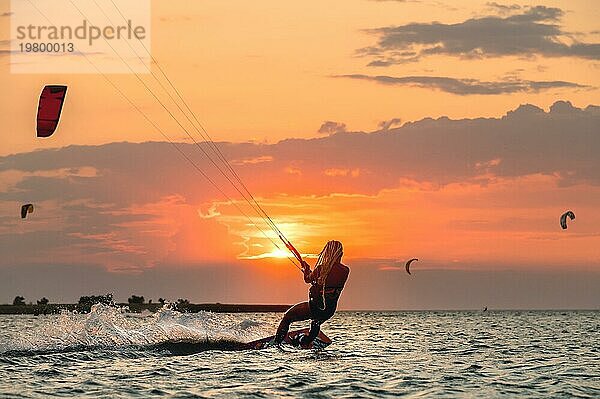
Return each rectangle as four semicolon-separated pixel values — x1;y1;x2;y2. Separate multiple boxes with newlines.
244;328;331;350
155;328;331;355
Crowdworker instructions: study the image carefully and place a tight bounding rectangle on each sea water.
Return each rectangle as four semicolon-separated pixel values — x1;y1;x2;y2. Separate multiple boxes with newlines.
0;305;598;398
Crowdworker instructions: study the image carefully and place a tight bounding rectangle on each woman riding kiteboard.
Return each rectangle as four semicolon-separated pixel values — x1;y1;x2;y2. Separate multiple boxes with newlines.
274;240;350;346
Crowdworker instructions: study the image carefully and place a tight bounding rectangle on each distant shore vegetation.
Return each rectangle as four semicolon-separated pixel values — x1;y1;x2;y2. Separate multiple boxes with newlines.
1;294;289;315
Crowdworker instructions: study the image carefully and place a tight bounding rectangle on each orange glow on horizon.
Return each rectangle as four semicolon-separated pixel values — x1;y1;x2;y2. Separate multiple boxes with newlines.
193;174;600;272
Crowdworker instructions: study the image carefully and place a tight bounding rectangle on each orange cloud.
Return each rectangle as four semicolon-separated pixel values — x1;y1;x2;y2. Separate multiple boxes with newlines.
205;174;600;271
324;168;361;177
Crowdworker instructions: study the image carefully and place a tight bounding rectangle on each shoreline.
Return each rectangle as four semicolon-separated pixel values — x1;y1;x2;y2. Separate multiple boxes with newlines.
0;303;291;315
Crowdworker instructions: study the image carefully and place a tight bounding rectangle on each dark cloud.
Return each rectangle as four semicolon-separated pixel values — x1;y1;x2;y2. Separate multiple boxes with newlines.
0;142;225;206
378;117;402;130
1;101;599;270
335;74;589;95
318;120;347;135
2;101;598;201
359;6;600;65
486;2;521;14
273;101;598;194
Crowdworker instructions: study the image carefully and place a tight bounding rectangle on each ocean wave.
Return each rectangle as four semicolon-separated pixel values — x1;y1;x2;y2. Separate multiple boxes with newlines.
0;304;269;356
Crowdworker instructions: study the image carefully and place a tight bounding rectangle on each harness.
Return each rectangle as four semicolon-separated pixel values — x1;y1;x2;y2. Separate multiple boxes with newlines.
310;283;343;312
323;287;343;296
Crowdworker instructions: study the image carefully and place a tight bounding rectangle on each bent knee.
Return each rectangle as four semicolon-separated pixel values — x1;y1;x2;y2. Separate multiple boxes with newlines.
282;309;295;321
281;313;291;323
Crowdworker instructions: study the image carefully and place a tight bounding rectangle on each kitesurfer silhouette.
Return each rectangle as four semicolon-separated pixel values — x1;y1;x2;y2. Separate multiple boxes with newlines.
274;240;350;346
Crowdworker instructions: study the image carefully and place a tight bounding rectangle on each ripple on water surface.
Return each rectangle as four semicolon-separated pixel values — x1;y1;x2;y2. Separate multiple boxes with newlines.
0;306;598;398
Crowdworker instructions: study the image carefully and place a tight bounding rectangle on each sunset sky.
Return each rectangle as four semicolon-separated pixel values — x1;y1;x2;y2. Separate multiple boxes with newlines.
1;0;599;309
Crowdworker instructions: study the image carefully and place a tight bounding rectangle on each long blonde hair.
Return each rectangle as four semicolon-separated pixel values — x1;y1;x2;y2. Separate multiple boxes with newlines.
315;240;343;286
